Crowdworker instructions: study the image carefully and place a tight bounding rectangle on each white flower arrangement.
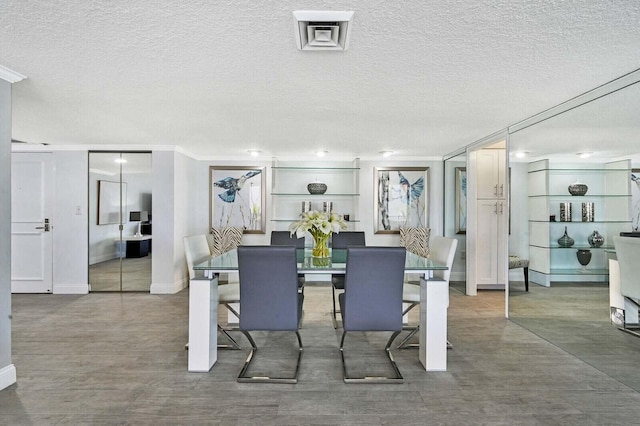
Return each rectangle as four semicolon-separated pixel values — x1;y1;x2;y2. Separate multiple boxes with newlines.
289;210;347;257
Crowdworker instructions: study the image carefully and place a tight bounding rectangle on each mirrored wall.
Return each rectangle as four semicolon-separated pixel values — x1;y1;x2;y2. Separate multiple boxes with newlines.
89;152;152;292
444;150;467;294
507;70;640;389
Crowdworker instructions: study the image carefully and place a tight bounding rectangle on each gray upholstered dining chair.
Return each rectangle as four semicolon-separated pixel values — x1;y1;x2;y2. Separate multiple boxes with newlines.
184;234;241;350
613;236;640;338
236;245;304;383
397;235;458;349
331;231;366;328
338;246;406;383
270;230;306;293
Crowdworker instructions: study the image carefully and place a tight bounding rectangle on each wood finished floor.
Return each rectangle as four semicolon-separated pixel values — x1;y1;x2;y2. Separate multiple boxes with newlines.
3;281;640;424
89;255;151;292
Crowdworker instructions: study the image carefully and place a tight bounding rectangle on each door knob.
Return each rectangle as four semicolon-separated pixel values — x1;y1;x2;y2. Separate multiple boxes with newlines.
35;218;50;231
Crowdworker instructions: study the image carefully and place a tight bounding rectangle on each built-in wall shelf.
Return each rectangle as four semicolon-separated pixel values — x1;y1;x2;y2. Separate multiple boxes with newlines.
270;159;361;231
272;166;360;171
271;218;360;223
528;159;632;286
530;244;615;250
271;192;360;196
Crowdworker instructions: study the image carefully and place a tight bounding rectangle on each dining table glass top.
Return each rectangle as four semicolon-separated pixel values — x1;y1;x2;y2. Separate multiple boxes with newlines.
193;248;447;274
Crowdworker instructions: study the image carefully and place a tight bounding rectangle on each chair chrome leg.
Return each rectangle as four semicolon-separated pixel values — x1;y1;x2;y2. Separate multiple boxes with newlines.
396;326;419;349
397;302;418;349
217;324;242;350
617;297;640;338
340;331;403;384
331;285;339;329
397;325;453;350
237;331;303;384
216;302;242;349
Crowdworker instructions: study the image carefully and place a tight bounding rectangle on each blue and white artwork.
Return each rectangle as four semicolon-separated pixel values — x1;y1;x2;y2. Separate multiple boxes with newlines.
455;167;467;234
376;168;428;233
211;167;264;233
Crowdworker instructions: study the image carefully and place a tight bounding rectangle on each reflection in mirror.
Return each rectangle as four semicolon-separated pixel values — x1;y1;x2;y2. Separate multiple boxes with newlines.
508;71;640;391
89;152;153;292
444;151;467;294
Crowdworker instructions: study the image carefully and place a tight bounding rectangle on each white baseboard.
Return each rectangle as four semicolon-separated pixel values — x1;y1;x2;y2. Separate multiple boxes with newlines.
151;278;188;294
477;284;505;290
53;283;89;294
0;364;17;391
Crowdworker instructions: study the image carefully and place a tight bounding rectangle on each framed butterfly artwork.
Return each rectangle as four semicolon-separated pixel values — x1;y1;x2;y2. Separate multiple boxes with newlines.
209;166;265;234
374;167;429;234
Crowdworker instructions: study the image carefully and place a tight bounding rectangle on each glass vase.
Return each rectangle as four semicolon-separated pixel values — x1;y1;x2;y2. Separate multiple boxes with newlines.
312;232;331;258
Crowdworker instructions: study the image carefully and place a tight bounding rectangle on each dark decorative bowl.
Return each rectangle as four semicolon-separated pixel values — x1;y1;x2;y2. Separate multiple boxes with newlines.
307;182;327;195
568;182;588;196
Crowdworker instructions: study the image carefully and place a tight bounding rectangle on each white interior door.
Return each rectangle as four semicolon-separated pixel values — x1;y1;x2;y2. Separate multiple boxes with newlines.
11;152;54;293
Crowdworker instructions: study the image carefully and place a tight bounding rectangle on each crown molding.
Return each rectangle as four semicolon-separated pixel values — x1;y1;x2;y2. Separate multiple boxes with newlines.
0;65;26;83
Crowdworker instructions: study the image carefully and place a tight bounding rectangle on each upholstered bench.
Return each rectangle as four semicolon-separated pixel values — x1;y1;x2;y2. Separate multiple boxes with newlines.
509;255;529;291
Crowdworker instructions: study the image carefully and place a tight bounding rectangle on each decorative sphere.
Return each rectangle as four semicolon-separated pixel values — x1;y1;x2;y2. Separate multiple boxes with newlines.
568;182;588;196
307;182;327;194
588;230;604;247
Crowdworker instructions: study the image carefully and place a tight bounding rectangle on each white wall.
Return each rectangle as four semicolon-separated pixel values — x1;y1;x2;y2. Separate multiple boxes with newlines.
359;160;443;246
0;79;16;390
53;151;89;294
194;158;443;247
150;150;200;294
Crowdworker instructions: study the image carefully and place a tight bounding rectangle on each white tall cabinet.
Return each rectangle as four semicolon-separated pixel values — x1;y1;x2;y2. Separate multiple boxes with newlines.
475;148;508;289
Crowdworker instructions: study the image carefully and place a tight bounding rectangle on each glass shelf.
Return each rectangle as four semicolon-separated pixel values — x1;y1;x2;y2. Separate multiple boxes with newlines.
271;192;360;196
529;194;629;198
529;220;631;224
529;168;629;173
531;244;615;250
272;166;360;171
271;219;360;223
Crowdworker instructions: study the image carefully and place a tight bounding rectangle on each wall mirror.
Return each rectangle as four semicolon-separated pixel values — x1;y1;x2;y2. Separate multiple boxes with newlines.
444;151;467;294
89;152;153;292
508;70;640;390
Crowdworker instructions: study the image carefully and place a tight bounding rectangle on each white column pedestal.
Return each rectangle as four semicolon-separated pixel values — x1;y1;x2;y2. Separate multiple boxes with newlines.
419;278;449;371
188;276;219;372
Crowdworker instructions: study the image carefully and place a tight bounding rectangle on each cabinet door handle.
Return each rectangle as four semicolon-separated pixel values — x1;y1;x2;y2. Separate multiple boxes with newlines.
500;202;504;214
494;202;498;214
494;184;498;196
500;184;504;197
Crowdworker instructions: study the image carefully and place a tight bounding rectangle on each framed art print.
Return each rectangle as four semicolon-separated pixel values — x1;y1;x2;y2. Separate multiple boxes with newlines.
455;167;467;234
374;167;429;234
210;166;265;234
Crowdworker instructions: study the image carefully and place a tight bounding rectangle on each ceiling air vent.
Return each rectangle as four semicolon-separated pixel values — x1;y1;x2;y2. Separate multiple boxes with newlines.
293;11;354;51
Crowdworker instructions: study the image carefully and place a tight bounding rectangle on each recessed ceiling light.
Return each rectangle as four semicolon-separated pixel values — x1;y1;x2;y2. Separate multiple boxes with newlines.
577;152;594;159
248;150;261;157
514;151;528;159
114;158;127;164
316;150;328;157
380;150;394;157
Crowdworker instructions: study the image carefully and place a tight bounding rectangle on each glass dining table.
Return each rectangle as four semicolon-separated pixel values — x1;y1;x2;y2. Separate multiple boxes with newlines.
188;248;450;373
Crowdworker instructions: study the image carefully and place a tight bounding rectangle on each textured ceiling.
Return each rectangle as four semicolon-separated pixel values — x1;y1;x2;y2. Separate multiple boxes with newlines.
2;1;640;160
